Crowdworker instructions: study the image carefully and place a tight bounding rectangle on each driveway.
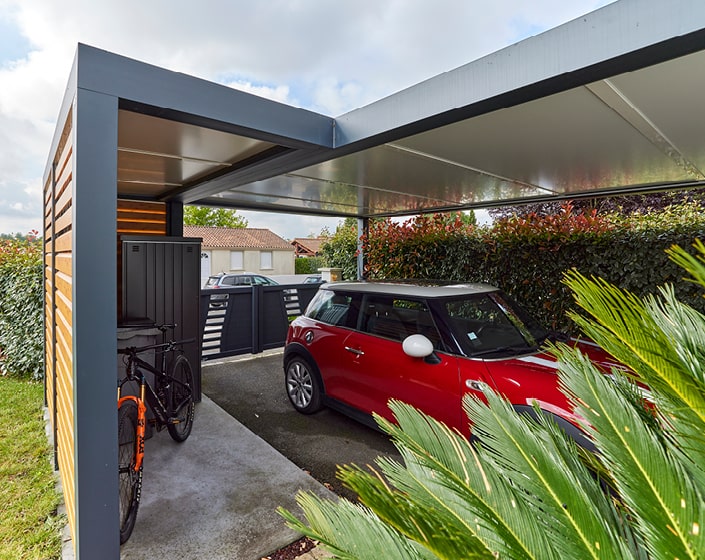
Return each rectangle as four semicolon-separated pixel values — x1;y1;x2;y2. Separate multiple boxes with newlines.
201;350;401;501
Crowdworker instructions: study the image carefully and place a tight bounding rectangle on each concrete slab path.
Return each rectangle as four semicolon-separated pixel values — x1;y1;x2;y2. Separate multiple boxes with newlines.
119;395;335;559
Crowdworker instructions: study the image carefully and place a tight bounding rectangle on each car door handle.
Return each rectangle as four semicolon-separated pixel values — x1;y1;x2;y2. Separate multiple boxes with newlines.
466;380;486;392
345;346;365;356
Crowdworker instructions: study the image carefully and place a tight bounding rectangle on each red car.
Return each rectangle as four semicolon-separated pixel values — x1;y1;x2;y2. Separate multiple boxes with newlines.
283;282;620;449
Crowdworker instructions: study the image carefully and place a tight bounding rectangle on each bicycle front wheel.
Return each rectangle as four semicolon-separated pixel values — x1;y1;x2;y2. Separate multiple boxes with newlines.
118;400;142;544
166;354;195;442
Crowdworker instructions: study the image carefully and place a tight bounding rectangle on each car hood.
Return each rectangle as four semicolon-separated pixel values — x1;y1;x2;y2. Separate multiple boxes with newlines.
502;337;624;373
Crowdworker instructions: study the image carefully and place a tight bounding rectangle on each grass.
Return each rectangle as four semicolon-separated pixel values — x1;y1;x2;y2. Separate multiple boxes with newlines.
0;376;63;560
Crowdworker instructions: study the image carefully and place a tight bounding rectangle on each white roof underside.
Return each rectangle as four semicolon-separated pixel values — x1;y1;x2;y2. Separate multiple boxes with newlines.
113;0;705;219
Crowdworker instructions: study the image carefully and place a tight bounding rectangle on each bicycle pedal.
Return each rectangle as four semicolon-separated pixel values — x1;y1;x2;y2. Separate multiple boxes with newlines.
167;417;182;425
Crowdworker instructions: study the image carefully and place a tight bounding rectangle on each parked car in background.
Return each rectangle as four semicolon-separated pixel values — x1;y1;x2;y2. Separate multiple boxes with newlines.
283;281;624;451
204;273;279;306
303;274;324;284
204;273;279;289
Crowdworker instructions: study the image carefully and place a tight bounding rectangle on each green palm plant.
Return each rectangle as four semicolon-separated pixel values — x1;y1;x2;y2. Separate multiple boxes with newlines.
279;242;705;560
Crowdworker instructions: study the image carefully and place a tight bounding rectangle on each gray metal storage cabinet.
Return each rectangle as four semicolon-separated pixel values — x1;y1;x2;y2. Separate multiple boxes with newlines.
121;236;202;400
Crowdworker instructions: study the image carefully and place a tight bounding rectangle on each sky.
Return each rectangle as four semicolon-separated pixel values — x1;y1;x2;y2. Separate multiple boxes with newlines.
0;0;612;240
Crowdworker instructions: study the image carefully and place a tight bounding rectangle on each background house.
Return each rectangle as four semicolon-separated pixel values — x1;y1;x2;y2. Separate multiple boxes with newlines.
184;226;295;284
291;237;326;257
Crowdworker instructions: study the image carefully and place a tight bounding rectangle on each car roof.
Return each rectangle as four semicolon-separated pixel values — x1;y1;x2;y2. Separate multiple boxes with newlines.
321;281;498;298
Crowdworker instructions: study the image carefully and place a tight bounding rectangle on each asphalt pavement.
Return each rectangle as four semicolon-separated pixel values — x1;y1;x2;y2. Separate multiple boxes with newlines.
201;349;401;502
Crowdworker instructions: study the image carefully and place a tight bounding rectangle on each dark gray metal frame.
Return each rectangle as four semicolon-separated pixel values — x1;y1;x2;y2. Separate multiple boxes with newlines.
42;2;705;556
44;45;335;560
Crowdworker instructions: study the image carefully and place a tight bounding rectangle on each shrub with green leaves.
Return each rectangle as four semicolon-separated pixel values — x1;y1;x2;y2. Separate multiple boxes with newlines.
280;240;705;559
320;218;359;281
0;233;44;379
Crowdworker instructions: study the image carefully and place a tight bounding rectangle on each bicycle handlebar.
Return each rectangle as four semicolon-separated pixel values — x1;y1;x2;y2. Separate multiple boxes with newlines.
118;337;196;356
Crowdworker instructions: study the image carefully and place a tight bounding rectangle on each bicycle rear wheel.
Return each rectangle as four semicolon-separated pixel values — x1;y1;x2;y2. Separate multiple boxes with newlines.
118;399;142;544
166;354;195;442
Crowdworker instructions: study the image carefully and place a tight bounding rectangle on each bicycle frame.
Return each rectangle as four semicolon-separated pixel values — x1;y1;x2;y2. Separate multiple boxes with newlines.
120;342;193;414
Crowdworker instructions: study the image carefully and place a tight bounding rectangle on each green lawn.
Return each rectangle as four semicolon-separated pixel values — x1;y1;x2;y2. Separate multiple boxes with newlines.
0;377;63;560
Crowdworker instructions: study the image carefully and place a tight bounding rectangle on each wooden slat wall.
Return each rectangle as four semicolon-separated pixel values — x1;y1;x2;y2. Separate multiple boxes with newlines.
117;200;168;319
44;108;77;542
117;199;168;236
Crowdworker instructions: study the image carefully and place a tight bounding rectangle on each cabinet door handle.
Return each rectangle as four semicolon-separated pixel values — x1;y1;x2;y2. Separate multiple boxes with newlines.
345;346;365;356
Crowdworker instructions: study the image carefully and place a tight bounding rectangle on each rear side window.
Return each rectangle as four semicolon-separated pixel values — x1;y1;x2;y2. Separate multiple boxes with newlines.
360;296;443;348
306;290;354;327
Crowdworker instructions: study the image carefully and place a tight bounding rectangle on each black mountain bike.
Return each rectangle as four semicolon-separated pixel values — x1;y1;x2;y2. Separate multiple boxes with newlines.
117;324;195;544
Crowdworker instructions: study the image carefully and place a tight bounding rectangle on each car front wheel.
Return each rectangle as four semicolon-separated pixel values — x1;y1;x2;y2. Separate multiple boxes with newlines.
285;356;323;414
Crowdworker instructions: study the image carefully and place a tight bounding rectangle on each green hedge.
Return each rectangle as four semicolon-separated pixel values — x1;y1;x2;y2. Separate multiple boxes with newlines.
0;236;44;380
363;204;705;334
295;256;327;275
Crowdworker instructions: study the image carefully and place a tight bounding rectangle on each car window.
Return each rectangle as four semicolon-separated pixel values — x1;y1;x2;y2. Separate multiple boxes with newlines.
221;276;236;286
307;290;354;327
444;294;534;354
360;296;442;346
205;277;219;287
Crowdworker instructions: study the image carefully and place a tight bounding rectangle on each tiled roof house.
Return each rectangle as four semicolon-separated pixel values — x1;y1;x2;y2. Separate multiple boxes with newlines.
184;226;294;281
291;237;326;257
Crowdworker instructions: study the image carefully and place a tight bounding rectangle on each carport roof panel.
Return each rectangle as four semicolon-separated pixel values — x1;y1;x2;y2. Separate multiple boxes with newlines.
117;110;279;198
85;0;705;217
195;0;705;217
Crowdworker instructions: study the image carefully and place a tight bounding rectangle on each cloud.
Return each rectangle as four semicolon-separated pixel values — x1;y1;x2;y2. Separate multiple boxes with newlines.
0;0;612;234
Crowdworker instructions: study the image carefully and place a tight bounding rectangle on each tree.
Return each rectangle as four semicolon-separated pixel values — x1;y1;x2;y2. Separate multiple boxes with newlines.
279;240;705;559
183;205;248;228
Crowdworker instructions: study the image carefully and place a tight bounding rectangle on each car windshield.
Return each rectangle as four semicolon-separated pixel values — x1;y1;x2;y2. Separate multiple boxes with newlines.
441;292;551;358
205;277;220;287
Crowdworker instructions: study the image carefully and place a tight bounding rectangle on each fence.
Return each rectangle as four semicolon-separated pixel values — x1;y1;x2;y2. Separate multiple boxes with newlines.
199;283;320;361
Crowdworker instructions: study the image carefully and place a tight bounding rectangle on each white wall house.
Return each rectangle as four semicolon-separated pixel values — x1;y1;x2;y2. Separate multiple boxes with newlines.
184;226;295;284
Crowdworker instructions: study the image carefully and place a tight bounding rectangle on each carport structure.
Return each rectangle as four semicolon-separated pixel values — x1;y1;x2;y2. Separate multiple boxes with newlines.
43;0;705;557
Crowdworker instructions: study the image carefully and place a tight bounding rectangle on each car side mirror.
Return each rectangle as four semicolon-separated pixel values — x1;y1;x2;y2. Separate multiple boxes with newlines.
403;334;434;358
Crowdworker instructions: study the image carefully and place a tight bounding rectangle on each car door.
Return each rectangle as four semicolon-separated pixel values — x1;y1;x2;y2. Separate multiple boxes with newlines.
331;295;466;431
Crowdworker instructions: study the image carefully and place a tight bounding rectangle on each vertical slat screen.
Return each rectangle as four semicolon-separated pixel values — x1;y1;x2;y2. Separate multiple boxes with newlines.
44;108;77;543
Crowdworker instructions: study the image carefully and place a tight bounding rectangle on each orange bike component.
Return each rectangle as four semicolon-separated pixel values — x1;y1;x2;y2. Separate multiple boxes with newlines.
118;395;147;472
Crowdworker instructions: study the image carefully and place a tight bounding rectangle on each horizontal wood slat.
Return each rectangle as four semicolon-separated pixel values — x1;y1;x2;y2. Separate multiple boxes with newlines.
44;108;76;550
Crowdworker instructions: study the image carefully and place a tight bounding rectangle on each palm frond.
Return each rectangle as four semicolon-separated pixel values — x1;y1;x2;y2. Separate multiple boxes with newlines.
666;239;705;289
553;343;705;560
370;403;551;559
336;461;494;559
463;389;635;559
278;493;437;560
564;270;705;427
647;285;705;410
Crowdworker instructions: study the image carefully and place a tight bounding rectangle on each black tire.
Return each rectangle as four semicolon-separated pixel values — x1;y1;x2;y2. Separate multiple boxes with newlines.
166;355;195;442
118;400;142;545
285;355;323;414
